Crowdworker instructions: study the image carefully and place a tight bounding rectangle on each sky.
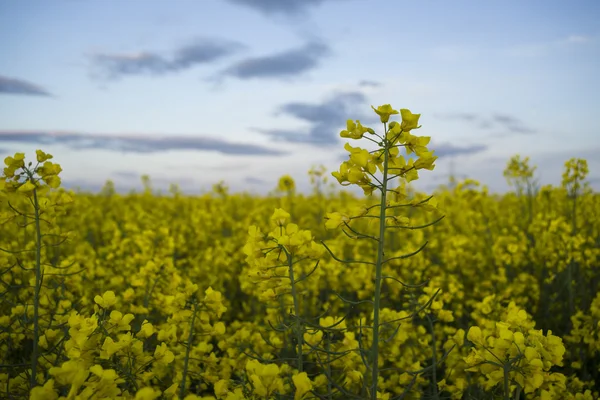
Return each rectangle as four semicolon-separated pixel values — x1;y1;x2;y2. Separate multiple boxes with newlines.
1;0;599;194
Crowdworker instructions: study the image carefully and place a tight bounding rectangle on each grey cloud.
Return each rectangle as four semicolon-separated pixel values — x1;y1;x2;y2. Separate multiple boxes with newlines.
245;176;267;185
435;112;536;135
493;114;520;125
434;113;479;122
215;41;330;81
0;76;52;97
432;143;487;158
358;80;381;88
225;0;338;16
252;91;378;145
492;114;536;134
111;170;140;180
91;38;245;80
0;131;286;156
62;179;104;193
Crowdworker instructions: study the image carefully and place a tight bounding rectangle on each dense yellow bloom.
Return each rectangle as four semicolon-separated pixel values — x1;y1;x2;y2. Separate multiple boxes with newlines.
2;142;598;400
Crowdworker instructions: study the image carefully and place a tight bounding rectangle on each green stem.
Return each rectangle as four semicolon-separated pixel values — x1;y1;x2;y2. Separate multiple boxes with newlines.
370;123;389;400
427;315;439;400
326;335;332;400
179;300;198;399
503;364;510;400
288;190;294;221
287;252;303;372
30;187;42;390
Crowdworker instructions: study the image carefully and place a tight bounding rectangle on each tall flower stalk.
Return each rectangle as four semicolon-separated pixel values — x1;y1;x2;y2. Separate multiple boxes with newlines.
324;104;442;399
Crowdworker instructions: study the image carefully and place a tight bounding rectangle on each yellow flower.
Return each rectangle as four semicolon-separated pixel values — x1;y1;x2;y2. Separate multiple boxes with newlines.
340;119;374;139
154;342;175;364
137;320;155;339
17;180;36;194
108;310;135;331
214;379;229;399
36;149;53;163
371;104;399;123
414;150;437;171
292;372;313;400
213;321;226;335
48;360;89;396
135;387;162;400
324;211;350;230
270;208;291;227
94;290;117;309
30;379;58;400
100;337;121;359
4;152;25;168
278;175;295;192
400;109;422;131
467;326;483;345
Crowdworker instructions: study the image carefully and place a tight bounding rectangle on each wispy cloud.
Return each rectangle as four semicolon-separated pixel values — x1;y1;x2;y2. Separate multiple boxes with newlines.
212;41;330;82
245;176;268;185
252;91;376;145
0;75;52;97
563;34;592;44
435;112;536;135
504;34;594;58
225;0;344;16
358;80;381;88
433;143;487;157
90;38;246;80
492;114;536;134
0;131;286;156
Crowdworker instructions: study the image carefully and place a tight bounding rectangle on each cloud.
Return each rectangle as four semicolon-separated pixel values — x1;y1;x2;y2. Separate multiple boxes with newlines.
563;34;591;44
225;0;343;16
90;38;246;80
433;143;488;158
245;176;268;185
252;91;377;145
435;112;536;135
492;114;536;134
214;41;330;82
505;34;594;58
0;131;286;156
61;178;105;193
358;80;381;88
434;113;478;122
0;75;52;97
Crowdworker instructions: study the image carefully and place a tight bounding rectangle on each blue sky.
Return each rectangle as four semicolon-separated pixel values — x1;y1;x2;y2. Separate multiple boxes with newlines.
1;0;599;194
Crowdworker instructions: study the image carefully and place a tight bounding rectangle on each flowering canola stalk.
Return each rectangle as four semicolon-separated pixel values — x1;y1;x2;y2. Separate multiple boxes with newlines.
325;104;440;399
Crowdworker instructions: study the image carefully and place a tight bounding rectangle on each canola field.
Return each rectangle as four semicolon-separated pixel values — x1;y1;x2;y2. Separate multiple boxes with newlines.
1;105;599;400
